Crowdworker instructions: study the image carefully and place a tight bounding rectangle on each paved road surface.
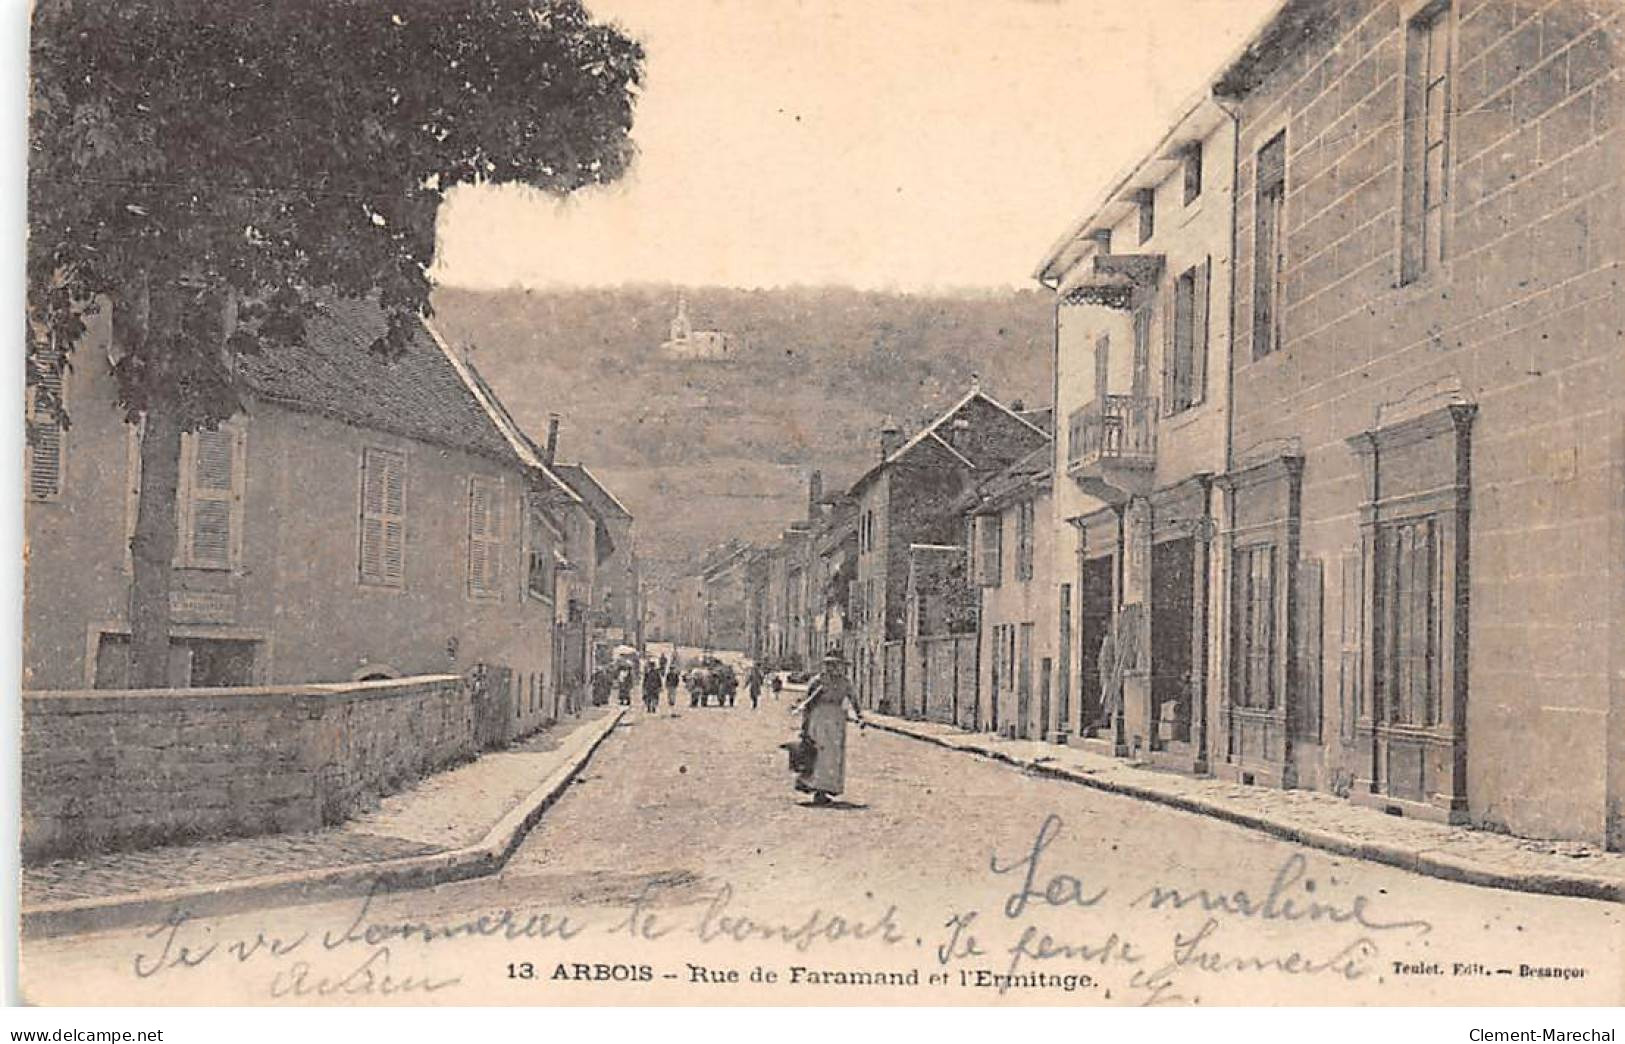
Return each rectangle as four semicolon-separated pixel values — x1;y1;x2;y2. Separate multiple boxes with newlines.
21;693;1623;1005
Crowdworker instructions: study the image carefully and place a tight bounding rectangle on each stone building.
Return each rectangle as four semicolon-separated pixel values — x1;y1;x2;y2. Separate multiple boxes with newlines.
1206;0;1624;846
964;446;1057;740
846;386;1051;712
1036;90;1239;770
552;457;640;651
1031;0;1625;849
659;294;736;360
23;298;588;736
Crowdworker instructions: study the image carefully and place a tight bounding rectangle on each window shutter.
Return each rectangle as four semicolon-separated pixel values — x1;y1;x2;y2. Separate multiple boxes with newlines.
467;477;504;596
1338;545;1364;742
1192;257;1211;406
188;428;236;569
1294;557;1324;742
26;353;64;501
361;448;406;586
1161;281;1177;416
469;481;490;595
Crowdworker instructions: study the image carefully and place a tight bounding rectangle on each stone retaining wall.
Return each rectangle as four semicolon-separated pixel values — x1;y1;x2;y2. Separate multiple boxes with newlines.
21;675;472;862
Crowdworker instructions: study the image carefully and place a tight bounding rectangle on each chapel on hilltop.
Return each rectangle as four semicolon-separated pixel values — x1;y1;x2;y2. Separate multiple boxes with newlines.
659;294;735;360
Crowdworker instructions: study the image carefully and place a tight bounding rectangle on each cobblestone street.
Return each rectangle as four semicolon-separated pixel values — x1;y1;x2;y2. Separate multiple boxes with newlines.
20;696;1625;1006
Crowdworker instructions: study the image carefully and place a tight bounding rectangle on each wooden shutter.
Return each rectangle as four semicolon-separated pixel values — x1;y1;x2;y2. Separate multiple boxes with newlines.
1161;280;1177;416
360;448;406;586
185;428;239;569
1192;257;1211;406
1337;545;1364;743
1294;557;1324;741
467;476;503;597
26;353;64;501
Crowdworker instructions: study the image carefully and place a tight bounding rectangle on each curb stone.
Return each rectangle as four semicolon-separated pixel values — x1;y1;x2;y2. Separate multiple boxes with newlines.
21;708;627;939
867;717;1625;904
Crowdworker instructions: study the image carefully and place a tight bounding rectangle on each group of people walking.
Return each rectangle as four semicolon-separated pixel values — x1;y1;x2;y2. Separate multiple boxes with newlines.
591;645;865;808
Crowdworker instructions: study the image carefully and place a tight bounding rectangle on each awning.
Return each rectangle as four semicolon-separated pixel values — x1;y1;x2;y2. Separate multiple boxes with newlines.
1062;253;1165;310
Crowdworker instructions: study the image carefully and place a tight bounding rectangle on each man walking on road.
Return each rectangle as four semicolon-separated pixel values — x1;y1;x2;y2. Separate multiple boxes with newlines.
641;659;663;713
747;662;764;709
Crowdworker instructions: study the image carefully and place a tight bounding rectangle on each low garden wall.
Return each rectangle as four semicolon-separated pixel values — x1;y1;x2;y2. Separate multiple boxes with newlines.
21;674;472;862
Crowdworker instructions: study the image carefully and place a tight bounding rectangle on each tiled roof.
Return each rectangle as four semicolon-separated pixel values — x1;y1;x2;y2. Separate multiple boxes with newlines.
848;387;1050;494
959;443;1053;513
237;297;519;466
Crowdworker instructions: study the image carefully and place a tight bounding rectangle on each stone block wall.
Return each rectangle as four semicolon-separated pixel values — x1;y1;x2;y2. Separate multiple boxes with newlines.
21;674;472;862
1225;0;1624;843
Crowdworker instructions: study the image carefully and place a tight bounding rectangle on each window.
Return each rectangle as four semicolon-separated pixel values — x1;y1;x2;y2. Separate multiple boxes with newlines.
1136;189;1155;244
359;447;405;586
1402;1;1452;283
467;475;504;598
25;351;64;501
178;425;246;570
526;500;558;603
1235;544;1277;709
977;514;1003;588
1253;131;1287;358
1183;143;1204;205
1015;500;1035;582
1165;261;1211;413
1375;517;1440;726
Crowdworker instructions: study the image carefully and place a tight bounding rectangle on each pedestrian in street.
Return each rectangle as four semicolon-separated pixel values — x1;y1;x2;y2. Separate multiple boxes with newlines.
591;664;612;707
723;666;738;708
771;672;783;699
665;660;680;707
747;662;764;710
641;659;663;713
617;663;634;706
789;650;864;806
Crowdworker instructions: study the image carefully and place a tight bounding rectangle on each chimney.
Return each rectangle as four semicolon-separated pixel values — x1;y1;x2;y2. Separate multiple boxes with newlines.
879;423;904;461
544;413;560;466
807;470;823;519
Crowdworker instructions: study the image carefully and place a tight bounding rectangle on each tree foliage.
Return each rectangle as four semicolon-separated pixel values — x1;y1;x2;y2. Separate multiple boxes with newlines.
27;0;643;684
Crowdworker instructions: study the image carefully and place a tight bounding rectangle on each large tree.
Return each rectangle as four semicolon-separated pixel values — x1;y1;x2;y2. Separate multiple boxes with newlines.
28;0;643;685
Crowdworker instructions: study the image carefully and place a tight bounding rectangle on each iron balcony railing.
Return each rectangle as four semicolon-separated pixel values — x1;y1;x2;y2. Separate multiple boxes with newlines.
1067;394;1158;473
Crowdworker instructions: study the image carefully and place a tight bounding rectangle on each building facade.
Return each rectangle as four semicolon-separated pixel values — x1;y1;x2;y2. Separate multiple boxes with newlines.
847;388;1051;712
966;447;1057;740
1208;0;1625;846
1037;94;1239;769
24;298;585;737
1029;0;1625;849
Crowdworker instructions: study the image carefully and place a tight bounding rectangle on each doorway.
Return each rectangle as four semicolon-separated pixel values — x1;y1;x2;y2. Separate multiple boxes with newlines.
1151;537;1196;745
1078;556;1113;735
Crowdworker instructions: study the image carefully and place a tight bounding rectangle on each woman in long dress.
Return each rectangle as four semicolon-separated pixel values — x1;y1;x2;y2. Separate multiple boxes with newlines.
792;654;864;805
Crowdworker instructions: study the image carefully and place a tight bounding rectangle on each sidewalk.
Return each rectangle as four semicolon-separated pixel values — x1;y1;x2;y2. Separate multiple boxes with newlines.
23;704;624;936
868;712;1625;903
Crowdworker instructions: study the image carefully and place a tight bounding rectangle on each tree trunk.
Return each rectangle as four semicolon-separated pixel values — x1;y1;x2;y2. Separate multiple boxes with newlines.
129;404;183;688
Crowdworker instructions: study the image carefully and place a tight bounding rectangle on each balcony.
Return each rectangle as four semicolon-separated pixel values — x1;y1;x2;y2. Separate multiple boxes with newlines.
1066;395;1157;501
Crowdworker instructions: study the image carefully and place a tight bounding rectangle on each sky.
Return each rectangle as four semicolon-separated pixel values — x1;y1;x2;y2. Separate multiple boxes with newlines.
432;0;1281;293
